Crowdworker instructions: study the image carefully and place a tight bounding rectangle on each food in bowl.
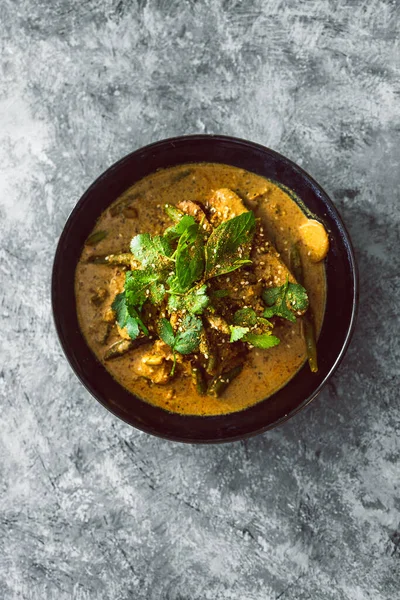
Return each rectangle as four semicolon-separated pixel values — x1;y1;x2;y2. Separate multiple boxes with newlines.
75;162;329;416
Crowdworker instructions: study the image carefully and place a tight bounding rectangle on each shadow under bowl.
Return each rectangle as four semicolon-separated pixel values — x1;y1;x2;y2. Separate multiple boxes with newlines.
52;135;358;443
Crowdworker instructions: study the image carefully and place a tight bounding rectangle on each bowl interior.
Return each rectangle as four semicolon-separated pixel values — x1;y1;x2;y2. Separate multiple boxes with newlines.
52;135;358;443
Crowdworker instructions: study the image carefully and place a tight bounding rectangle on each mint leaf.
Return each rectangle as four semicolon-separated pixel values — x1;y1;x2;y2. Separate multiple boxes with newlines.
204;211;256;279
175;223;205;291
244;333;280;348
168;284;209;315
125;269;165;307
262;279;308;323
130;233;172;268
229;325;250;342
164;214;196;243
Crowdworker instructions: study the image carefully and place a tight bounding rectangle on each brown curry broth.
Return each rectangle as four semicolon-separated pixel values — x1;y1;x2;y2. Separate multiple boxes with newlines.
75;163;326;416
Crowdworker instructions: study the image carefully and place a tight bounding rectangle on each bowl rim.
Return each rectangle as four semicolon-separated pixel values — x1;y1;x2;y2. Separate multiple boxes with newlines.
52;134;359;443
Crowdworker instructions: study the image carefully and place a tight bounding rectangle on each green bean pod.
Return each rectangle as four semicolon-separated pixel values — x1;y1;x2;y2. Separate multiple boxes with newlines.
290;242;318;373
207;364;244;398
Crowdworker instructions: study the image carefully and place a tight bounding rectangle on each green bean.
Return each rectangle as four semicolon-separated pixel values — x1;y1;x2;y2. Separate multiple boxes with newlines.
109;193;140;217
289;243;318;373
85;230;108;246
164;203;185;222
303;319;318;373
207;364;244;398
169;169;192;184
122;205;138;219
289;242;303;282
87;253;133;267
191;365;207;396
103;336;148;360
104;339;133;360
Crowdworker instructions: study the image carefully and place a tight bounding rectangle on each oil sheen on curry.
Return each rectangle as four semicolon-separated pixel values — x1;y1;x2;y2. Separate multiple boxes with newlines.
75;163;328;416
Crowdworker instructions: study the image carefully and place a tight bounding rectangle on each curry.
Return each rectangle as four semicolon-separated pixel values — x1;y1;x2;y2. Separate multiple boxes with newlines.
75;163;328;416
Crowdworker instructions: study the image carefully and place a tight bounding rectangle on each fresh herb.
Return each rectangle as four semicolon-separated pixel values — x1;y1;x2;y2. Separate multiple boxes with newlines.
159;315;203;374
233;307;258;327
229;324;280;348
204;211;256;279
232;308;273;330
229;325;250;343
112;292;149;340
244;332;280;348
130;233;172;269
263;279;308;323
175;223;205;291
168;284;209;315
125;269;165;307
163;214;196;243
164;203;185;222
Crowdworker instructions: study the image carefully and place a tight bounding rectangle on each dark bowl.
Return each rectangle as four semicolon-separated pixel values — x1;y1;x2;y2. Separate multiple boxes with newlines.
52;135;358;443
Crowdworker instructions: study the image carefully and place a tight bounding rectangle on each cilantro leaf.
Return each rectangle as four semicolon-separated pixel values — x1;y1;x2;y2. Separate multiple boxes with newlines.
263;279;309;323
158;315;202;374
168;284;209;315
112;291;129;326
130;233;172;268
286;283;309;312
125;269;165;307
111;292;148;340
244;333;280;348
204;211;256;279
174;315;203;354
125;317;140;340
175;223;205;291
163;214;196;243
229;325;250;342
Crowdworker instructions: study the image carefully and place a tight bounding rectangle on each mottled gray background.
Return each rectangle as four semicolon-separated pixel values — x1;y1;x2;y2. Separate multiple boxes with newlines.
1;1;399;599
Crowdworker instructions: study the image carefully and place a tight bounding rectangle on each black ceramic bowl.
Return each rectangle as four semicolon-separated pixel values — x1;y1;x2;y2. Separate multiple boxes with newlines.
52;135;358;443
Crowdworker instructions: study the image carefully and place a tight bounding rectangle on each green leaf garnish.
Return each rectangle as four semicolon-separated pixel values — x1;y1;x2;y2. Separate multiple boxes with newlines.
168;284;209;315
125;269;165;307
163;214;196;243
159;315;203;374
204;211;256;279
229;325;250;342
244;333;280;348
112;292;148;340
130;233;172;268
233;307;258;327
164;203;185;222
262;279;309;323
175;223;205;292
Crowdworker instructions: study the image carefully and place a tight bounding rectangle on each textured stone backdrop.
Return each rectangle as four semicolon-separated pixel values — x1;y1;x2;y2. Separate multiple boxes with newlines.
0;1;399;599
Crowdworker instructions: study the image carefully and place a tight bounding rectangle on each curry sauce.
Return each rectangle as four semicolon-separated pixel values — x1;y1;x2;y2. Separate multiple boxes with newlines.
75;163;327;415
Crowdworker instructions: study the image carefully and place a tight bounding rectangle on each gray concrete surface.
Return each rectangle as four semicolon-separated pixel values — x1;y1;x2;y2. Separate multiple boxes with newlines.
1;1;399;598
